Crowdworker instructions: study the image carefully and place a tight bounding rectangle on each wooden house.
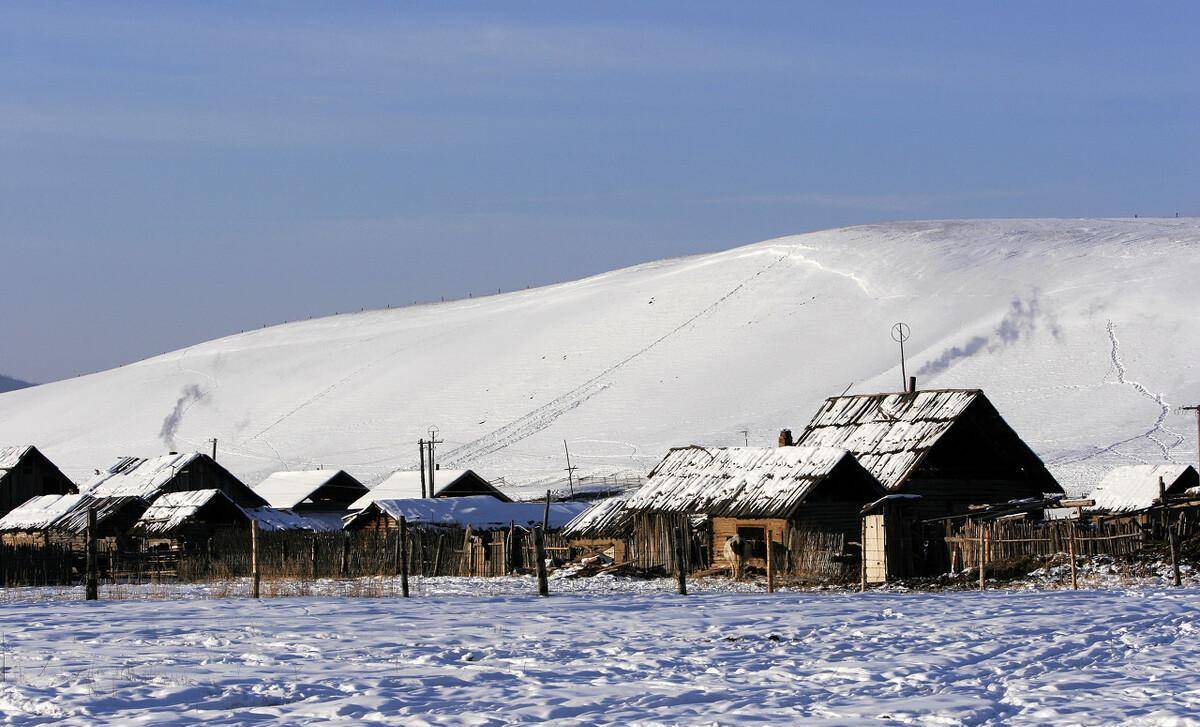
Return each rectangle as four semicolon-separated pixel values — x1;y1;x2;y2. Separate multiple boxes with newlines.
253;469;368;529
625;446;886;577
82;452;267;508
130;489;251;547
794;388;1062;520
561;495;634;562
1086;464;1199;516
0;493;147;549
0;446;77;518
349;468;510;510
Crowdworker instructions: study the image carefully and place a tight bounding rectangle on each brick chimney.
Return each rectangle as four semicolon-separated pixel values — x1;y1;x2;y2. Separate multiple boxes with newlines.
908;375;917;393
778;429;794;447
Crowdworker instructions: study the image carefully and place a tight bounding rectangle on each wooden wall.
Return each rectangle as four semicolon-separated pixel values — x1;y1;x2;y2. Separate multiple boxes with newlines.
0;448;76;518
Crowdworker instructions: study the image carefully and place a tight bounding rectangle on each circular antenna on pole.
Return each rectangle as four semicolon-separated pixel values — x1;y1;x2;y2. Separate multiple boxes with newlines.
427;425;440;439
891;322;911;344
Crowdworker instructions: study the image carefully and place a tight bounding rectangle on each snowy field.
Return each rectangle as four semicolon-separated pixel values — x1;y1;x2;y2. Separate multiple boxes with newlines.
2;579;1200;725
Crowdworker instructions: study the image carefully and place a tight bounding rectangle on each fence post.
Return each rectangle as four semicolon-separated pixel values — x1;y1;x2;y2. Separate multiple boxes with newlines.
534;527;549;597
85;507;98;601
766;529;775;593
978;526;986;591
1067;524;1078;590
399;516;410;598
250;519;260;599
309;536;318;579
507;521;516;574
339;533;349;578
859;518;867;592
674;526;688;596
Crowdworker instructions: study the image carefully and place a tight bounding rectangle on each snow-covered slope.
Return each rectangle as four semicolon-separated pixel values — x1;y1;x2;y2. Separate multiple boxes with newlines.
2;219;1198;496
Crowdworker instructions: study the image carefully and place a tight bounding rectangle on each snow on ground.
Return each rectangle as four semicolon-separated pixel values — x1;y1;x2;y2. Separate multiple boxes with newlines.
3;219;1200;497
2;579;1200;724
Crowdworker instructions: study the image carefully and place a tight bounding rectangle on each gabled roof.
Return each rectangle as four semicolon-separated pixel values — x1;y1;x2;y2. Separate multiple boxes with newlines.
0;493;89;530
81;452;265;506
243;507;341;532
795;388;1059;492
253;469;367;509
83;453;204;498
345;495;589;531
133;489;246;535
1087;464;1199;513
561;494;635;538
0;446;33;470
349;469;509;510
0;493;145;534
625;446;882;518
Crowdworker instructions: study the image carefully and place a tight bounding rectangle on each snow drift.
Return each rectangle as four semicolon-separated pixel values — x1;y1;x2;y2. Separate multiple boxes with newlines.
2;218;1198;496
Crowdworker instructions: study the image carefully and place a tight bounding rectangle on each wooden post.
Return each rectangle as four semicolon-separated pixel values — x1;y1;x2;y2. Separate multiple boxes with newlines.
534;527;549;597
542;490;551;531
1067;524;1078;590
432;535;443;576
1159;476;1182;587
674;526;688;596
765;529;775;593
392;525;403;576
978;526;986;591
85;507;98;601
507;520;516;574
250;519;260;599
339;533;349;578
399;516;410;598
859;518;867;592
309;536;318;579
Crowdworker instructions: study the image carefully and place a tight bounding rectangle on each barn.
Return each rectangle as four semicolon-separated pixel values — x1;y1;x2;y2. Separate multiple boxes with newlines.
625;446;885;578
793;388;1062;519
253;469;368;529
82;452;267;508
349;469;509;510
0;446;77;518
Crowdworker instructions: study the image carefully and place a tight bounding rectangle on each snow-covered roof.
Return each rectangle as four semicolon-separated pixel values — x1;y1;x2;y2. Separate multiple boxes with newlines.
349;469;505;509
346;495;589;531
561;495;635;538
0;493;144;534
1087;464;1199;513
253;469;365;509
83;453;203;499
0;493;89;530
626;446;877;518
0;445;33;470
244;507;340;532
134;489;244;535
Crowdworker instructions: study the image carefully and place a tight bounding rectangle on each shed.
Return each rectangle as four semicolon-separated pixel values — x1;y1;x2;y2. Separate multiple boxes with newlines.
253;470;368;514
561;495;635;562
83;452;266;508
861;494;922;584
794;388;1062;518
626;446;885;574
0;493;146;548
349;469;510;510
0;446;77;518
131;489;250;542
344;495;588;532
1087;464;1199;514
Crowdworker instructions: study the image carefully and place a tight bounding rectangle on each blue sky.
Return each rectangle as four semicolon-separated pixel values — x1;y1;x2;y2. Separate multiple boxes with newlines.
3;2;1198;382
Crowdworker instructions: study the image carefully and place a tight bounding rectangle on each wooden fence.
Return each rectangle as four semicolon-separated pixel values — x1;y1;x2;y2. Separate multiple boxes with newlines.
945;518;1145;571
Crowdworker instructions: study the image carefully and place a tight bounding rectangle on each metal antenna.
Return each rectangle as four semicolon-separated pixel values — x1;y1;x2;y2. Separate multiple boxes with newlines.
891;322;911;392
563;440;577;498
1180;405;1200;467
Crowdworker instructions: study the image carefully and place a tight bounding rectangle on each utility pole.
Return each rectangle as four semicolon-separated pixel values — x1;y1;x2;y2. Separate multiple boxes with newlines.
427;426;443;497
739;430;749;447
418;438;427;498
1181;405;1200;468
563;440;577;498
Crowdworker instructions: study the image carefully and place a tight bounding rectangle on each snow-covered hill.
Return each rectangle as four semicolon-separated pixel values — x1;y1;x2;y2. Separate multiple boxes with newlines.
2;219;1198;496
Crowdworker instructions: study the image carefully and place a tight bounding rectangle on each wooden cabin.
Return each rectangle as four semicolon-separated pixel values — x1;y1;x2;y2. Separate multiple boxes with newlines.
130;489;251;547
793;388;1063;520
349;468;510;510
82;452;267;508
561;495;634;562
0;493;147;550
253;469;368;529
0;446;77;518
625;446;886;578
